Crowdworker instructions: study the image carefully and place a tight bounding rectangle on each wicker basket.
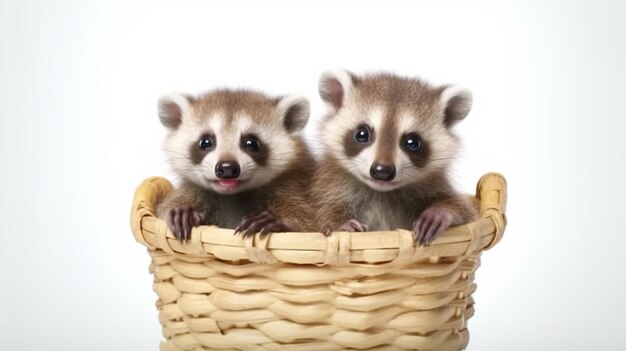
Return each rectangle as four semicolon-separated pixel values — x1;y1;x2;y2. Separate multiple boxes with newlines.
131;173;507;351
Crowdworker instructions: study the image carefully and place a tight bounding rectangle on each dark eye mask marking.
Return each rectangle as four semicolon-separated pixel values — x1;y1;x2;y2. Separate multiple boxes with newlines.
241;134;268;166
343;124;374;157
190;133;215;165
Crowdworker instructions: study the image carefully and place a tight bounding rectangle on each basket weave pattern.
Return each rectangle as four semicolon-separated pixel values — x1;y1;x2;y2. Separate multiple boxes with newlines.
131;173;507;351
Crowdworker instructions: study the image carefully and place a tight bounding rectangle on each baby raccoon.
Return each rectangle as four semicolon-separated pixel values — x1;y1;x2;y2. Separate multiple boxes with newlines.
312;70;477;246
156;89;316;241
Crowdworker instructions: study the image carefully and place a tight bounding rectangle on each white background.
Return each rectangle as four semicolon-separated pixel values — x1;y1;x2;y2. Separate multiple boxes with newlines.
1;0;625;350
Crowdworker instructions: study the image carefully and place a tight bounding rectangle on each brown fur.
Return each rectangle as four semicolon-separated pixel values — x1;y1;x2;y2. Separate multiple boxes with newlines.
312;158;476;231
157;141;317;230
156;89;317;232
313;71;476;232
190;90;280;126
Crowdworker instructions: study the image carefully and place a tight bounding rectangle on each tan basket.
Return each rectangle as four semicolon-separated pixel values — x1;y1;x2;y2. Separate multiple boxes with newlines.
131;173;507;351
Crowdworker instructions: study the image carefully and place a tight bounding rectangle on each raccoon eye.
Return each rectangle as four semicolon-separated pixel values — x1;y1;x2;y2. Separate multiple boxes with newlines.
404;133;422;152
243;136;261;152
353;126;370;144
198;135;214;150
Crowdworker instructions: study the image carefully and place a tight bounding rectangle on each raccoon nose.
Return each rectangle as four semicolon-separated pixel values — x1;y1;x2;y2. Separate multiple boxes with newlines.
215;161;241;179
370;163;396;181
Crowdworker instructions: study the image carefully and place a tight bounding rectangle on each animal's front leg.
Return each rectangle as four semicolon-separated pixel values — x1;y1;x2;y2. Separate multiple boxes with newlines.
165;206;205;242
412;207;453;247
234;211;293;238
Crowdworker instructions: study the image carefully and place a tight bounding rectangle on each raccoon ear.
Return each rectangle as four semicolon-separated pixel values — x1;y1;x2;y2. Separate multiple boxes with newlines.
319;69;353;112
441;86;473;127
158;93;191;130
277;95;310;133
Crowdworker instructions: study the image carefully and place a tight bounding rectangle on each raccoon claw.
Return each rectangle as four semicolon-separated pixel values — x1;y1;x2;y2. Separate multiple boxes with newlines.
338;219;369;232
166;206;204;242
321;224;333;237
235;211;291;238
412;207;453;247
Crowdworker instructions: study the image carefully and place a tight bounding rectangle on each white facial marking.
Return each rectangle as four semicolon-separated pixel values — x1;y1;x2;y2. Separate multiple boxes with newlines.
318;89;462;192
163;91;306;196
358;105;385;180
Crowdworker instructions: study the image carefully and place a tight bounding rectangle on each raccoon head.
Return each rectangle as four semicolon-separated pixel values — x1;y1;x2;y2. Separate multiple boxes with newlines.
318;70;472;192
158;89;310;194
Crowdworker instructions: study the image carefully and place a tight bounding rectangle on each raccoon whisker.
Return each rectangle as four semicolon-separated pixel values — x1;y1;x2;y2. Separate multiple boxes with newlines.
345;162;366;177
159;148;194;159
162;157;194;163
170;171;196;183
169;169;190;178
154;159;175;167
263;157;300;162
168;165;212;176
155;88;317;234
353;155;370;169
429;156;463;162
400;164;417;172
166;169;187;175
161;152;191;158
240;162;258;171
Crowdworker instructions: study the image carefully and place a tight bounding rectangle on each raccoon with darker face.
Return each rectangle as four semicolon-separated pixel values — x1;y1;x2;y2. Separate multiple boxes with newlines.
312;70;477;246
156;89;316;241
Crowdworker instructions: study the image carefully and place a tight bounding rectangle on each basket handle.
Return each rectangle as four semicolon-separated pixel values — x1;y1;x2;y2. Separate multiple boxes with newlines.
476;172;507;250
130;177;173;249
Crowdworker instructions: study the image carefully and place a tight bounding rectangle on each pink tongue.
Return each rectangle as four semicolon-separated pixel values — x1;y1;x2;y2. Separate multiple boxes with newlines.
218;179;240;188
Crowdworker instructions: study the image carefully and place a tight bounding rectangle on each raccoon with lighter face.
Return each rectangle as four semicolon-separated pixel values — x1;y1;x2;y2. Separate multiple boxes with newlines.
313;70;477;246
156;89;316;241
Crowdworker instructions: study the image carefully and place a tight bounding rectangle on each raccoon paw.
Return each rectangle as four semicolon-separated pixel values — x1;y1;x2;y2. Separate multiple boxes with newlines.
321;224;334;237
338;219;369;232
412;207;453;247
234;211;292;238
165;206;204;242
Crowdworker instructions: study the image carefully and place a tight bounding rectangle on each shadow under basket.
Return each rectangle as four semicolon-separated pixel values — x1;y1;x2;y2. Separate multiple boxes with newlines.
131;173;507;351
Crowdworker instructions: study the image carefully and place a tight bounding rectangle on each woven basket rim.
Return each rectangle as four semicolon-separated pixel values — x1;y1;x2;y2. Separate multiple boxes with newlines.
130;172;507;265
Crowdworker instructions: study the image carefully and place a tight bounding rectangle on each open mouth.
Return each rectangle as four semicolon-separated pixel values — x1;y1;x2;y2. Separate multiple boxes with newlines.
215;179;241;190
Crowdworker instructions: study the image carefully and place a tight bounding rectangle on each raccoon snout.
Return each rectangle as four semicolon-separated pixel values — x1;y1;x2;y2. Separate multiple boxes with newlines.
215;161;241;179
370;163;396;181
